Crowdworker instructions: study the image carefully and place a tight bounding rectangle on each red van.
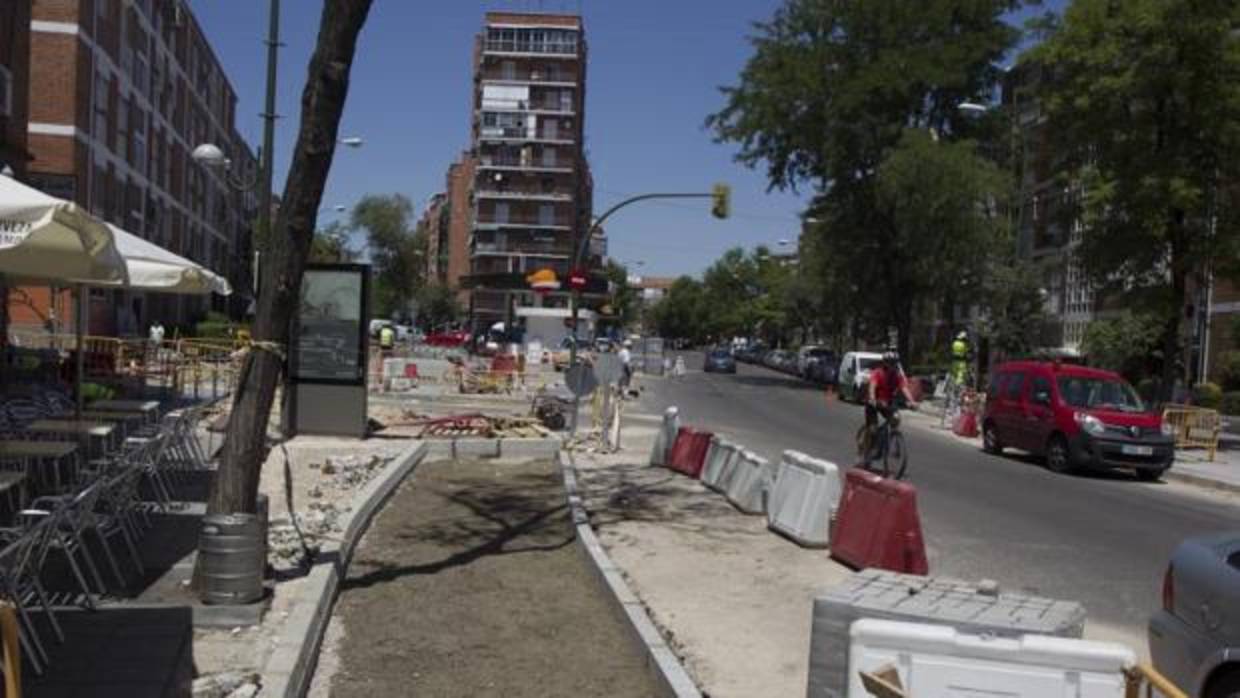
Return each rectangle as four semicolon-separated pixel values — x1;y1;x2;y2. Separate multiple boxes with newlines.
981;361;1175;479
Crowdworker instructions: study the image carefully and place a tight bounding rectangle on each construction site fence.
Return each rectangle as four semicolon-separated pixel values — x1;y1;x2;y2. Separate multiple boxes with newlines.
6;331;250;402
1161;403;1222;461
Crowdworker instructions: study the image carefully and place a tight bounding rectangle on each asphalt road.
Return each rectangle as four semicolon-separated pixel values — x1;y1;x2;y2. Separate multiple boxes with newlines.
637;353;1240;651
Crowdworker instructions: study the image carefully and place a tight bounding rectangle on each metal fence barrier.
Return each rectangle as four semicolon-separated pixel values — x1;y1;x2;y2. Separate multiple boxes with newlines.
1161;403;1221;461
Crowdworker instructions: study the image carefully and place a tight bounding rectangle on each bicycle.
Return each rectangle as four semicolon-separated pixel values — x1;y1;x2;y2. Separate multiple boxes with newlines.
855;405;909;480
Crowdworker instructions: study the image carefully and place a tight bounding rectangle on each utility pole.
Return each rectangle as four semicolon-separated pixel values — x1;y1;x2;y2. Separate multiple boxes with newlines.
257;0;281;292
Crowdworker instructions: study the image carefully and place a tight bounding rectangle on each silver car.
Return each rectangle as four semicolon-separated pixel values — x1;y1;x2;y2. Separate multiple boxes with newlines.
1149;531;1240;698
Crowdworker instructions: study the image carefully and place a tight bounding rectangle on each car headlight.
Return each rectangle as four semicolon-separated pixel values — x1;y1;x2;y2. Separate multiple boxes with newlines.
1160;421;1174;437
1074;412;1105;435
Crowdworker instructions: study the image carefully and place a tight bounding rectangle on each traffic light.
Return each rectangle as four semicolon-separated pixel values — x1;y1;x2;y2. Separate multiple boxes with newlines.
711;183;731;220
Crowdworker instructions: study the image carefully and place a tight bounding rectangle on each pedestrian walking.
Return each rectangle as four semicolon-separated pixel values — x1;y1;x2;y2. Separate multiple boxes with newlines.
618;340;634;394
674;354;686;378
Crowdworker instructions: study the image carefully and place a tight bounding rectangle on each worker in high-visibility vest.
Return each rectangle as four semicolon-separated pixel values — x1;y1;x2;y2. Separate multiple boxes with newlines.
950;331;970;387
379;324;396;354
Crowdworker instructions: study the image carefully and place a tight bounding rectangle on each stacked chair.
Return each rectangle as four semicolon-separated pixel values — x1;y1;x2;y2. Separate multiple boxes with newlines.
0;388;215;676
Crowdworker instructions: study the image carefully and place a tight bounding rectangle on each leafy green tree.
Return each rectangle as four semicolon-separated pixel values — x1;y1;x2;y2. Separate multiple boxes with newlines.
1081;311;1165;380
651;276;707;343
979;257;1050;359
308;220;356;263
414;282;461;331
1027;0;1240;398
350;194;425;318
601;260;639;330
708;0;1025;356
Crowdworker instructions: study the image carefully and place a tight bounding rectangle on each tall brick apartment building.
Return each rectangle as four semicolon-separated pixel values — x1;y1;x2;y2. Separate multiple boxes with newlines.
0;0;32;179
461;12;596;331
8;0;257;336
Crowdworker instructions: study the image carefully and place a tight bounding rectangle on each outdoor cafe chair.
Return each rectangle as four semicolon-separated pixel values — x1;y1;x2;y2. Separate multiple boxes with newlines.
22;483;111;605
0;517;64;675
94;468;147;578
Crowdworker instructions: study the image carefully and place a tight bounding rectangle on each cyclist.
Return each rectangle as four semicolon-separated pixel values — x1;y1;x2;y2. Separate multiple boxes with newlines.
865;350;918;449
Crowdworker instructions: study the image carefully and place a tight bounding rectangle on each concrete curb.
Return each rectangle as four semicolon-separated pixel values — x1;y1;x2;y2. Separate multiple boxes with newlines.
259;440;429;698
558;450;704;698
1164;469;1240;495
422;436;562;460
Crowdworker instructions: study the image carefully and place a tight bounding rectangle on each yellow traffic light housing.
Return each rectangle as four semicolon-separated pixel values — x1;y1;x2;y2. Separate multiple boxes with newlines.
711;183;731;220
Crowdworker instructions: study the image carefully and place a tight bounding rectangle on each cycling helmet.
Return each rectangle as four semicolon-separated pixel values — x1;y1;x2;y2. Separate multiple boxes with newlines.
882;350;899;364
956;331;968;340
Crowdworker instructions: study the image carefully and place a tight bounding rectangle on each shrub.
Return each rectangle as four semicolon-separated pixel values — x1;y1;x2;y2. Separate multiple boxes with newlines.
1216;350;1240;391
1191;382;1223;409
1221;391;1240;416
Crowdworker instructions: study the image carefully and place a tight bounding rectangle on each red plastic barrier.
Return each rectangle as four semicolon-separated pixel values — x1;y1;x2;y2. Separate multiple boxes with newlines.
667;427;713;479
830;468;928;575
491;354;517;374
952;411;978;437
404;363;419;379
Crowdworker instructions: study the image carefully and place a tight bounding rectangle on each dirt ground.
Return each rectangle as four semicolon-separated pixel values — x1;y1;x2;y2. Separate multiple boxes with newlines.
325;458;659;698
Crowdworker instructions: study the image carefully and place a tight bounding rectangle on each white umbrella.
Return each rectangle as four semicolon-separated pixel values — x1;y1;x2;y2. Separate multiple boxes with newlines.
101;224;231;296
0;175;126;283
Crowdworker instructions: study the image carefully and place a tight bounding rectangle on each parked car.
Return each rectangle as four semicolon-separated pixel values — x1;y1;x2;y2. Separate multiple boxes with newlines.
737;344;766;363
1149;531;1240;698
764;350;795;373
837;351;884;401
799;347;839;383
981;361;1175;479
703;348;737;374
425;330;469;347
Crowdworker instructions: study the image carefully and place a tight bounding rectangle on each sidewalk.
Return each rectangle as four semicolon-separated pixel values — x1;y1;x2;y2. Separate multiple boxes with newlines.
917;400;1240;493
568;412;853;698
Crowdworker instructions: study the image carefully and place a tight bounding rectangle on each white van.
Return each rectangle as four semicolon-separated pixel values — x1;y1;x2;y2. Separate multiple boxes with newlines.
837;351;884;402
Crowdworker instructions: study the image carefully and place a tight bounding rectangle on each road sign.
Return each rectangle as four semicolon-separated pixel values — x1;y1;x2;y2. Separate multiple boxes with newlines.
564;362;598;397
568;269;588;291
593;353;624;385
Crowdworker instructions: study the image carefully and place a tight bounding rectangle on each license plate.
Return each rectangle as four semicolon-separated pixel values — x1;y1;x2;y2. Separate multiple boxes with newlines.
1122;445;1154;456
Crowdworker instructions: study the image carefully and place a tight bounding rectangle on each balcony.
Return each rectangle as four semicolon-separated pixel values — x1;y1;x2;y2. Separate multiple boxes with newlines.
474;186;573;202
478;69;578;87
472;241;571;259
477;127;575;145
474;214;573;231
482;39;579;57
478;100;575;116
476;155;573;173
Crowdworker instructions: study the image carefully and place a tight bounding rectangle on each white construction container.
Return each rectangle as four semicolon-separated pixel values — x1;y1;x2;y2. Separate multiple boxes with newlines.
847;619;1135;698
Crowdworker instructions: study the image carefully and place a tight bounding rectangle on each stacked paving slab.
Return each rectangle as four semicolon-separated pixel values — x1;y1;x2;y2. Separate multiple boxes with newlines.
807;569;1087;698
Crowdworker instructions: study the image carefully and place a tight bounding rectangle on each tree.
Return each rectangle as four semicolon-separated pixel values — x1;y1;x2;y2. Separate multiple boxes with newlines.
708;0;1026;356
209;0;374;517
309;220;356;263
650;276;707;344
1027;0;1240;398
1081;311;1165;380
414;282;460;331
600;260;639;330
350;194;425;319
979;257;1050;359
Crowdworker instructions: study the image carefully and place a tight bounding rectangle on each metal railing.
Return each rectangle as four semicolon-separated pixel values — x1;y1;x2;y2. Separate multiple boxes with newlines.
474;214;573;228
1161;404;1222;461
479;70;579;84
482;39;578;56
474;187;573;201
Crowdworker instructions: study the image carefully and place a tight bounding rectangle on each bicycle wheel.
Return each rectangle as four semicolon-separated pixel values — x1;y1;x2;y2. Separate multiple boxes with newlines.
883;431;909;480
855;423;873;467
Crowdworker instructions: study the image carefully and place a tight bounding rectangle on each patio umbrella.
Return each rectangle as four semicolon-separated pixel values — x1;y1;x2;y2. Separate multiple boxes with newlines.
99;224;231;296
0;175;126;283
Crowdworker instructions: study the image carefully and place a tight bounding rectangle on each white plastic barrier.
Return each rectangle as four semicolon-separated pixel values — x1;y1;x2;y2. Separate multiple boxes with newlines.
765;450;840;548
700;437;740;492
649;406;679;467
724;449;775;515
847;619;1135;698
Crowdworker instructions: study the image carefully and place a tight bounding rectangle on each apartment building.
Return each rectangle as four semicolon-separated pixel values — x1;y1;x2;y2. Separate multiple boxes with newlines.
463;11;595;330
10;0;257;335
0;0;32;179
423;152;475;305
1002;63;1095;353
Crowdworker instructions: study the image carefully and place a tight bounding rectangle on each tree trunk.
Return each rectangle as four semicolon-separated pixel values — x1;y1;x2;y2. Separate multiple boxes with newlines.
206;0;374;517
1160;266;1187;405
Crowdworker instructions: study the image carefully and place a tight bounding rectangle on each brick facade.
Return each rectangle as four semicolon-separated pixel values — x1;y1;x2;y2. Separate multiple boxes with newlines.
7;0;258;338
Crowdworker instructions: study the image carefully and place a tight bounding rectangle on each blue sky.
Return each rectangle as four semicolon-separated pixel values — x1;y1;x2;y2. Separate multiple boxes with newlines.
189;1;1065;278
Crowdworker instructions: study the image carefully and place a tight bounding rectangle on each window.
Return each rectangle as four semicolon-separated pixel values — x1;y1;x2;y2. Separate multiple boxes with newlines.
1006;372;1026;401
988;372;1006;398
541;147;557;167
93;71;110;140
132;105;147;176
117;95;130;159
493;203;510;223
0;65;10;117
501;60;516;80
539;204;555;225
1031;376;1052;402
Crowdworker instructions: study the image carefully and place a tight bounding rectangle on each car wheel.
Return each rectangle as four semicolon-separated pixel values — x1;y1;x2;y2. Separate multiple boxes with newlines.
1045;434;1074;474
982;420;1003;455
1134;467;1167;482
1205;668;1240;698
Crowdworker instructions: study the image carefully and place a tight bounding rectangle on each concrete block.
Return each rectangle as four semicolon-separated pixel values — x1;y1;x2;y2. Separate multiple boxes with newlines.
724;449;775;514
700;437;740;492
649;407;679;467
453;438;501;459
498;437;560;459
765;450;841;547
806;570;1087;698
